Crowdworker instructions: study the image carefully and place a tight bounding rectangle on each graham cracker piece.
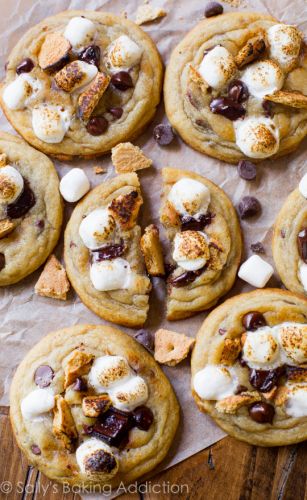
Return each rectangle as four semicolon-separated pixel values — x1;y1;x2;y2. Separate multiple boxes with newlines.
189;64;209;92
215;391;261;414
93;166;106;175
108;190;142;230
34;255;70;300
38;33;71;71
0;218;16;239
235;33;267;68
262;386;278;401
78;72;111;120
219;338;241;365
111;142;152;174
140;224;165;276
265;90;307;109
53;395;78;451
82;395;112;418
274;386;289;406
135;4;167;25
64;349;94;388
154;328;195;366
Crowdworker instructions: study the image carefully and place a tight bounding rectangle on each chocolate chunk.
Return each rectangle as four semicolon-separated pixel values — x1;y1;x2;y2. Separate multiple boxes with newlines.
85;449;117;473
16;58;34;75
89;407;132;448
134;330;154;352
170;266;206;287
248;402;275;424
250;242;265;254
249;367;285;392
180;212;214;231
31;444;41;455
297;228;307;264
242;311;266;331
6;181;35;219
73;377;88;391
92;240;125;261
262;100;273;118
79;45;101;68
86;116;108;136
237;160;257;181
238;196;261;219
108;107;123;119
228;80;249;103
34;365;54;388
111;71;133;91
210;97;246;121
204;2;223;17
0;253;5;272
153;124;175;146
132;406;154;431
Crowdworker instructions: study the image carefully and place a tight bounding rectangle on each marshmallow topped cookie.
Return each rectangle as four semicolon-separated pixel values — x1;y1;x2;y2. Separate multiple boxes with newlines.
160;168;242;320
0;131;62;285
0;11;162;160
10;324;179;488
164;12;307;163
64;173;151;327
272;174;307;295
191;289;307;446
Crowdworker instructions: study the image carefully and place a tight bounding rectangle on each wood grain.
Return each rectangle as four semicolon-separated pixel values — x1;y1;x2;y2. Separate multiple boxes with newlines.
0;406;306;500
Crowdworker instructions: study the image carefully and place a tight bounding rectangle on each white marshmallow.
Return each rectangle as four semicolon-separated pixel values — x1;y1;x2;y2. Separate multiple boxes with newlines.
238;255;274;288
168;177;211;217
76;438;118;475
299;173;307;199
172;231;208;271
242;327;280;369
277;322;307;365
90;258;132;291
66;61;98;92
60;168;90;203
64;17;96;49
198;46;236;90
241;59;284;99
285;385;307;417
0;166;24;204
193;365;237;400
267;24;302;71
106;35;143;71
111;376;148;411
32;104;71;143
235;116;279;159
298;261;307;291
3;74;42;110
79;208;116;250
88;355;133;393
21;388;55;420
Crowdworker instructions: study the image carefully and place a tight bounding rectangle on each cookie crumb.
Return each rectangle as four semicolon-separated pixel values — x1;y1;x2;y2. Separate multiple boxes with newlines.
93;166;106;175
154;328;195;366
34;255;70;300
135;4;167;25
111;142;152;173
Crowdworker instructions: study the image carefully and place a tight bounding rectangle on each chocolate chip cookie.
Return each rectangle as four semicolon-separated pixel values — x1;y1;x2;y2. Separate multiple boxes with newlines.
0;131;62;285
0;10;163;160
10;324;179;488
191;289;307;446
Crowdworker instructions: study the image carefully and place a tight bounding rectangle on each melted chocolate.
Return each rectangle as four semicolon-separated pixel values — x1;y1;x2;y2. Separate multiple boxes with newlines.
228;80;249;103
92;240;125;261
73;377;88;391
6;181;35;219
132;406;154;431
170;265;206;287
0;253;5;272
297;228;307;263
242;311;266;331
79;45;101;68
249;366;285;392
180;212;214;231
210;97;246;121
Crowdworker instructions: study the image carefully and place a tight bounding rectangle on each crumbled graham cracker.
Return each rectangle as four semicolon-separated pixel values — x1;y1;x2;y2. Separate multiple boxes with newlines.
93;166;106;175
111;142;152;174
38;33;71;71
64;349;94;388
265;90;307;109
34;255;70;300
219;338;241;365
135;4;167;25
78;72;110;120
154;328;195;366
53;395;78;451
215;391;261;414
235;33;267;68
0;218;16;239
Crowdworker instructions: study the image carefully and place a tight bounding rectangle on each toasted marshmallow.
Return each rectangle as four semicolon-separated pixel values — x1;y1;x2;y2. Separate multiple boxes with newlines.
88;355;133;393
32;104;71;144
298;261;307;292
106;35;143;71
193;365;237;400
172;231;209;271
0;166;24;204
299;173;307;199
241;59;284;99
198;46;237;90
79;208;116;250
167;178;211;217
238;255;274;288
60;168;90;203
90;258;132;291
267;24;302;71
278;323;307;365
64;17;96;49
76;438;118;476
235;117;279;159
111;376;148;411
21;388;55;420
3;74;42;110
285;384;307;417
242;327;280;369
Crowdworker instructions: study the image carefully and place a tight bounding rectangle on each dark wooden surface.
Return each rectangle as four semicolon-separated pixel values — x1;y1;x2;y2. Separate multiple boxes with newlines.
1;406;306;500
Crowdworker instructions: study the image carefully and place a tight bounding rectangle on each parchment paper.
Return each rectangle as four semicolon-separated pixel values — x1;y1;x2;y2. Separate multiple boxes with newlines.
0;0;306;488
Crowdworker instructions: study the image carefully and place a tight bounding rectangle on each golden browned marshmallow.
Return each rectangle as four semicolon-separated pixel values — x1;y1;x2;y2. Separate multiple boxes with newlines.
0;218;16;239
52;395;78;451
140;224;165;277
235;117;279;159
88;355;132;393
64;350;94;388
38;33;71;71
267;24;302;71
76;438;119;478
111;142;152;174
235;33;267;68
279;324;307;364
34;255;70;301
82;394;112;418
108;190;142;230
78;72;110;121
0;166;24;204
54;60;97;92
154;328;195;366
215;391;261;414
265;90;307;109
173;230;210;271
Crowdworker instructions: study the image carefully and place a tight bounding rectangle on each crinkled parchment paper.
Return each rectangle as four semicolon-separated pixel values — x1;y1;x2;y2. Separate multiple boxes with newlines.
0;0;306;489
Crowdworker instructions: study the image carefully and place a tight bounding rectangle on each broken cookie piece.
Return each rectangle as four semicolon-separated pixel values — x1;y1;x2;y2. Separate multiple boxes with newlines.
78;72;110;121
215;391;261;414
64;349;94;388
154;328;195;366
38;33;71;72
264;90;307;109
219;337;241;365
53;395;78;451
34;255;70;301
235;34;267;68
0;218;16;239
108;190;142;230
111;142;152;174
135;4;167;25
140;224;165;277
82;394;112;417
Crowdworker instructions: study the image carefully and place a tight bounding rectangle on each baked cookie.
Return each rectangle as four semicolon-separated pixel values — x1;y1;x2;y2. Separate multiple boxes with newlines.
164;12;307;163
160;167;242;320
10;324;179;488
272;174;307;295
191;289;307;446
0;131;62;285
64;173;151;327
0;10;163;161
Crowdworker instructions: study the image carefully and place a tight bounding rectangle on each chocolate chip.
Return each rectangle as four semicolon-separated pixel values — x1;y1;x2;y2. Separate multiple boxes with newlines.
204;2;223;17
0;253;5;272
180;212;214;231
92;240;125;261
73;377;88;391
111;71;133;91
79;45;101;67
238;196;261;219
170;266;206;287
16;58;34;75
85;449;117;473
108;107;123;119
6;181;35;219
134;330;154;352
210;97;246;121
228;80;249;103
297;228;307;264
132;406;154;431
242;311;266;331
248;402;275;424
237;160;257;181
35;219;45;232
34;365;54;388
153;124;175;146
218;328;227;335
262;100;273;118
249;367;285;392
250;242;265;254
31;444;41;455
86;116;108;136
235;385;248;395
